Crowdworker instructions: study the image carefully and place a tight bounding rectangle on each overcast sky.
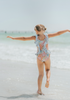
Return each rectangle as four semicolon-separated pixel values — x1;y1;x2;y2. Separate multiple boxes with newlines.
0;0;70;32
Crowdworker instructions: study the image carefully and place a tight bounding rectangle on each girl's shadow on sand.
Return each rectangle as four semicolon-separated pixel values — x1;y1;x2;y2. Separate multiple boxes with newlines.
0;94;53;100
0;93;39;99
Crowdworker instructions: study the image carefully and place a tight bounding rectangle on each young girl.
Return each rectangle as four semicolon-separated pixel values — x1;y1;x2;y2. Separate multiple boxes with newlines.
7;24;70;95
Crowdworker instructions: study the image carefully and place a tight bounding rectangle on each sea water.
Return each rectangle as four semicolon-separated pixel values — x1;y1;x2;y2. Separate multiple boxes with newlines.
0;31;70;69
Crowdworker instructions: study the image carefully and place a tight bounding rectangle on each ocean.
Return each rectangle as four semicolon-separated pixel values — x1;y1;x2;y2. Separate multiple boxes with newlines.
0;31;70;69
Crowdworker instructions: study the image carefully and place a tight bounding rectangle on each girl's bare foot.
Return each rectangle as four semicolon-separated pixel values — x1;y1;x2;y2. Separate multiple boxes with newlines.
37;90;44;95
45;79;50;88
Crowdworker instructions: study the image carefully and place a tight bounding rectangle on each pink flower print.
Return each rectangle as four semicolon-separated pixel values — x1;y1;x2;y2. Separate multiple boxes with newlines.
39;41;45;50
38;54;43;60
42;52;46;56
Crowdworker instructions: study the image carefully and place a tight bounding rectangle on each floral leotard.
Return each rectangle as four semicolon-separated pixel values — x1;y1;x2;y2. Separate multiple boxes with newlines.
34;34;51;62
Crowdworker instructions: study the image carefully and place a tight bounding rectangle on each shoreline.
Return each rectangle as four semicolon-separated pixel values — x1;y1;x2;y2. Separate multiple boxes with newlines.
0;58;70;71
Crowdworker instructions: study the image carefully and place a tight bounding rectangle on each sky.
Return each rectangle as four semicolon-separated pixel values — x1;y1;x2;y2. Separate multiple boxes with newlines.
0;0;70;32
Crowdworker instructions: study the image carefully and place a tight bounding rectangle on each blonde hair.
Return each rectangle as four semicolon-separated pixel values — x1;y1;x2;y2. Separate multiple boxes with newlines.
34;24;46;32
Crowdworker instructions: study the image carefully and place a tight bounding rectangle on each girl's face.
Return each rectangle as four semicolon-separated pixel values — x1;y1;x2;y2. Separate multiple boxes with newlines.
34;28;41;34
34;28;45;35
34;28;38;34
34;28;43;34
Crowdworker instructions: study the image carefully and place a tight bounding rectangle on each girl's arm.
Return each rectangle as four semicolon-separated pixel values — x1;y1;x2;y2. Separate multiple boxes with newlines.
48;29;70;38
7;36;36;41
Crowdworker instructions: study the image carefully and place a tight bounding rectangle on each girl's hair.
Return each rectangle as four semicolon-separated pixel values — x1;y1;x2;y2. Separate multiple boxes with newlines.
34;24;47;32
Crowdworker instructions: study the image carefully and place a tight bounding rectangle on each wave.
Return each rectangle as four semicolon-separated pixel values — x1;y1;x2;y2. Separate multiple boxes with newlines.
0;42;70;69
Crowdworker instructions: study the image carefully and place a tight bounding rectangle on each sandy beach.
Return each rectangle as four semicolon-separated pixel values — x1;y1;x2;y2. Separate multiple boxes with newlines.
0;59;70;100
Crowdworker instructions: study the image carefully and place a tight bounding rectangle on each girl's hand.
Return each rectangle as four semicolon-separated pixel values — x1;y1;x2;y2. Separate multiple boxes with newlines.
68;30;70;32
7;36;13;39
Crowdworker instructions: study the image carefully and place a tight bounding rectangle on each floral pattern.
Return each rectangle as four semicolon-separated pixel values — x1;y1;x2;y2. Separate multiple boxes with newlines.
34;34;51;62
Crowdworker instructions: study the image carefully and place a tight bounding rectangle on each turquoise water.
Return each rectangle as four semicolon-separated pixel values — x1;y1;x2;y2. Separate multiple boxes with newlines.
0;31;70;69
0;32;35;45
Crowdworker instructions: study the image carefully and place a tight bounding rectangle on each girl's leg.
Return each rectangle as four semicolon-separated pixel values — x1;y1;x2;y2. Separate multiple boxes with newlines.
37;57;44;94
44;57;51;88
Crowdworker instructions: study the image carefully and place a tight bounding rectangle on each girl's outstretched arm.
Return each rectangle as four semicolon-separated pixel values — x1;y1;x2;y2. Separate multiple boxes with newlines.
48;29;70;38
7;36;36;41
